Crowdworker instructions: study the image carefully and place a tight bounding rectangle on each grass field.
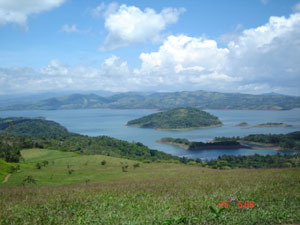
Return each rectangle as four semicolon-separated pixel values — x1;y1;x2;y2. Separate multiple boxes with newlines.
1;149;300;224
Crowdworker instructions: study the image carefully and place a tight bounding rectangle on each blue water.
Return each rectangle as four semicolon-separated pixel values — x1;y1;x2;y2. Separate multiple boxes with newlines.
1;108;299;160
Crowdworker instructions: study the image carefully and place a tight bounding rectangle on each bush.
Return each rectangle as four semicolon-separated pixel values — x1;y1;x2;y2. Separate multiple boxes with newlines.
36;163;41;169
133;163;140;168
122;165;128;172
101;160;106;166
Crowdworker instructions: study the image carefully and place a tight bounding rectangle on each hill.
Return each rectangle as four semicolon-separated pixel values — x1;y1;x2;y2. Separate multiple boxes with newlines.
2;90;300;110
0;117;70;139
126;107;222;130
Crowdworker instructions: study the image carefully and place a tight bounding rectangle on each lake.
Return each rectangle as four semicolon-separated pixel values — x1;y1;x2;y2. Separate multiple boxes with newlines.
1;108;300;160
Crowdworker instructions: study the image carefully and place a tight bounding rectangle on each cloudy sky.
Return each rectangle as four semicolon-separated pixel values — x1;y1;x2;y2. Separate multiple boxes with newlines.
0;0;300;95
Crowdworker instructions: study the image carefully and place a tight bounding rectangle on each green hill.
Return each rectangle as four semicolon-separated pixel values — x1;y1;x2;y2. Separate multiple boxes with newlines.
2;90;300;110
127;107;222;130
0;117;70;139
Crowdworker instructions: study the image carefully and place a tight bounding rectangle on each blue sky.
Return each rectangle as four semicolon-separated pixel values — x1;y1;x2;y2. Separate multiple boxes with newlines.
0;0;300;95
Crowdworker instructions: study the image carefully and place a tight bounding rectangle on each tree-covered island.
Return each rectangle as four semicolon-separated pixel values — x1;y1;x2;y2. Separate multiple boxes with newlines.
126;107;223;130
157;137;248;150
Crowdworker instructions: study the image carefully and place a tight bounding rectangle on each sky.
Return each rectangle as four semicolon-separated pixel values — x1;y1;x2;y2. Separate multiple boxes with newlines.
0;0;300;96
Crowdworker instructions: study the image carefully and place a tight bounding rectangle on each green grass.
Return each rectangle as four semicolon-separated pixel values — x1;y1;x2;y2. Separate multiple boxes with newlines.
1;148;300;224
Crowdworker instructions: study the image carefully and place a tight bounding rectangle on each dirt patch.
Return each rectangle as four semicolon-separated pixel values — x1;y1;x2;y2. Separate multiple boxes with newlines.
2;174;11;184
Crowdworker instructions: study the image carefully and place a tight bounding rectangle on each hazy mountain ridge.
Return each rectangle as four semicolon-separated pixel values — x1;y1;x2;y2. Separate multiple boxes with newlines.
1;90;300;111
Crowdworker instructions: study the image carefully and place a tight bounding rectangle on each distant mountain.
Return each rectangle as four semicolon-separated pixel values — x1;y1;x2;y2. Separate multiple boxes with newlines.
1;90;300;111
261;92;288;96
0;90;115;107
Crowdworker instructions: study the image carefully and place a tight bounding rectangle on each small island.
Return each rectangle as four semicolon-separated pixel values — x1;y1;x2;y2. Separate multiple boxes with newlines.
235;122;249;126
126;107;223;130
157;137;249;150
248;123;293;128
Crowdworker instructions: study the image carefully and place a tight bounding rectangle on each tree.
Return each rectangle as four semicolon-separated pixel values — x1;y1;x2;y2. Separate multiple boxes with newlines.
22;176;37;186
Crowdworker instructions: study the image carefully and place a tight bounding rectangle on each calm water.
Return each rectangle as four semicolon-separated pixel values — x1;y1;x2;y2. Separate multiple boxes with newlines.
1;108;300;160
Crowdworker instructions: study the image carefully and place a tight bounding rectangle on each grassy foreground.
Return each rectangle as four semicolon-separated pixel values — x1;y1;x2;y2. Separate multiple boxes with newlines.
1;149;300;224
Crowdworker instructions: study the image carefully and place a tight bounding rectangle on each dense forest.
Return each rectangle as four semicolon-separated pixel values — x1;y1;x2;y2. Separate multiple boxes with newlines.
127;107;222;129
159;137;247;150
215;131;300;151
2;90;300;111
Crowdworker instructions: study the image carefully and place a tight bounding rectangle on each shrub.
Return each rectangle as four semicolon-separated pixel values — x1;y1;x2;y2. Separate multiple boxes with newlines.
133;163;140;168
22;176;37;186
122;165;128;172
42;160;49;167
101;160;106;166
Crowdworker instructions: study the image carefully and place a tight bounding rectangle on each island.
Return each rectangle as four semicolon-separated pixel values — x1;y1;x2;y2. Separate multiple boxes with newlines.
157;137;249;150
126;107;223;130
234;122;249;126
214;131;300;151
248;122;293;128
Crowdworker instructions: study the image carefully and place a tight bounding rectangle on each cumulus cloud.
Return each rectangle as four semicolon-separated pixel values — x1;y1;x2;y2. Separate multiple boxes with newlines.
40;60;69;76
132;13;300;94
1;13;300;95
99;4;185;50
0;0;66;30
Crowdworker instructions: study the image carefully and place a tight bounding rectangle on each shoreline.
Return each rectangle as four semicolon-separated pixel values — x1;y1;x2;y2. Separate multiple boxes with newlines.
157;140;251;150
157;139;295;152
125;124;223;131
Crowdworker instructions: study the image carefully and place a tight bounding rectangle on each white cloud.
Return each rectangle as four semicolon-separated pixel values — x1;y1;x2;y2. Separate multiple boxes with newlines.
0;0;66;29
260;0;269;5
134;13;300;94
40;60;69;76
1;13;300;95
99;4;185;50
92;2;119;18
293;1;300;12
61;24;80;33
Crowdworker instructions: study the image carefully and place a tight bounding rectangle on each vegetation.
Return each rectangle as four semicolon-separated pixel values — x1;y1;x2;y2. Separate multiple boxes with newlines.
0;148;300;224
127;107;222;130
2;90;300;111
215;131;300;151
0;117;179;163
0;117;71;138
205;153;300;169
249;122;293;128
159;137;247;150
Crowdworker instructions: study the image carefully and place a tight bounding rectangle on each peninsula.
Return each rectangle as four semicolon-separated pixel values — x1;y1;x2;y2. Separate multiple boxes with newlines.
157;137;248;150
126;107;223;130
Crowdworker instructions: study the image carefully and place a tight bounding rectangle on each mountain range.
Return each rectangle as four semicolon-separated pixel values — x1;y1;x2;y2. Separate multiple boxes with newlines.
1;90;300;111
